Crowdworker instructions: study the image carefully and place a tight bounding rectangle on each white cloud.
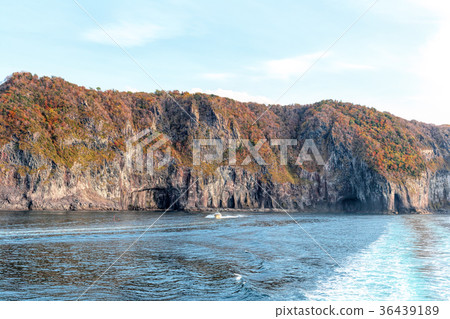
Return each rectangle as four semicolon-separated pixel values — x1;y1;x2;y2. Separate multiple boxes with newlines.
125;86;139;92
332;62;375;71
406;0;450;124
201;73;234;80
344;0;450;125
384;0;450;124
83;22;172;46
262;52;326;79
259;52;374;79
190;88;273;104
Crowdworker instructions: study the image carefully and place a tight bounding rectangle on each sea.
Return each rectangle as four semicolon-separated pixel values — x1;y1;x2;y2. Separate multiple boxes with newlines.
0;211;449;300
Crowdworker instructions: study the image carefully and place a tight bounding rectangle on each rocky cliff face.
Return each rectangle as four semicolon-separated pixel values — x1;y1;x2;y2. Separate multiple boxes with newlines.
0;72;449;213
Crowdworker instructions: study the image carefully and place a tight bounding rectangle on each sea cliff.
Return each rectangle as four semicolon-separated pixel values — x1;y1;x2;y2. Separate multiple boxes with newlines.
0;73;448;212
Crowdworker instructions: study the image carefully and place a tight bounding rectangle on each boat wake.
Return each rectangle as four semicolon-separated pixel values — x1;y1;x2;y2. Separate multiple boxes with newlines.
205;214;246;219
305;218;450;301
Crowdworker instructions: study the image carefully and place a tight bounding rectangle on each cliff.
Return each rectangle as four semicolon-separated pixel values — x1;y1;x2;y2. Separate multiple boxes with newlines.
0;72;449;213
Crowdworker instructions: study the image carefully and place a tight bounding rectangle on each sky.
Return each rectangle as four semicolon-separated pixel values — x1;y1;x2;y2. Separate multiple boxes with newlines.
1;0;449;124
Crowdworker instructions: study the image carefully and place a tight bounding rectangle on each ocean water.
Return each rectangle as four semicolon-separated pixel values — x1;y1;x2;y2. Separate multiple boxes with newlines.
0;211;449;301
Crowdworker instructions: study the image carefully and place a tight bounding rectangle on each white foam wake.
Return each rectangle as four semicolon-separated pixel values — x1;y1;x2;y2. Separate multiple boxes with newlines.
205;214;246;219
305;220;422;301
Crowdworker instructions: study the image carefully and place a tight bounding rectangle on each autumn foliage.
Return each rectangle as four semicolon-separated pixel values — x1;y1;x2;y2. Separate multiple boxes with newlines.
0;72;448;182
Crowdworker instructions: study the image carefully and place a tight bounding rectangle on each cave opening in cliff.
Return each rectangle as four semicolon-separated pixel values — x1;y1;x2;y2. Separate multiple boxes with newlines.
339;196;363;212
152;189;176;210
394;194;404;213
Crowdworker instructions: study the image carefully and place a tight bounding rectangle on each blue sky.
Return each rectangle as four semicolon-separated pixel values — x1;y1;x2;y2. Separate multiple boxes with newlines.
1;0;449;124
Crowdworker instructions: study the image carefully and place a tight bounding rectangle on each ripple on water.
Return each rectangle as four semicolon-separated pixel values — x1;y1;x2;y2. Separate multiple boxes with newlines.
0;211;449;300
